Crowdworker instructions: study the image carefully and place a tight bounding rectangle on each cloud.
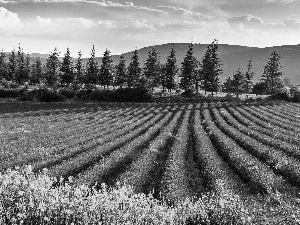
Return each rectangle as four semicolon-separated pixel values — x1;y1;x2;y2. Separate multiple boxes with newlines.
0;7;22;28
36;16;51;25
157;5;204;19
227;15;300;31
227;15;264;29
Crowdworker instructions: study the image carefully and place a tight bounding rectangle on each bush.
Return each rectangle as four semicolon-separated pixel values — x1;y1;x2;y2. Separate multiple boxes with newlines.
181;89;195;98
268;91;290;101
112;88;153;102
0;89;20;98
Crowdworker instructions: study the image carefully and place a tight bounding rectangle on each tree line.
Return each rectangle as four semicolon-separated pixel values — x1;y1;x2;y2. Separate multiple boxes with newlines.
0;41;285;97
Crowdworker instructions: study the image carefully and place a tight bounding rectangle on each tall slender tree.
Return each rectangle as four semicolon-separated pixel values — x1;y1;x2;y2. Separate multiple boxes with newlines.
15;45;26;84
114;55;127;88
60;48;74;86
24;53;31;84
30;57;43;85
74;51;85;85
143;48;161;91
261;51;284;94
127;49;141;88
179;43;198;93
99;49;114;89
231;68;245;98
85;45;99;86
45;48;60;87
0;50;7;80
244;58;254;97
201;40;222;96
163;45;178;93
7;48;17;82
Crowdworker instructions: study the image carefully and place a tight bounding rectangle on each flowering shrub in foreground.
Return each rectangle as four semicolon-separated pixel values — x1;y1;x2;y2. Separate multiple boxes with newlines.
0;166;250;224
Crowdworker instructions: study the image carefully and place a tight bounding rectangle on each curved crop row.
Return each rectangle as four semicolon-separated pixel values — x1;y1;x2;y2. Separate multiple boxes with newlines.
202;108;279;194
160;104;197;203
225;105;300;145
193;105;248;195
243;106;300;133
116;106;184;195
1;105;167;172
212;107;300;186
221;107;300;158
44;106;171;178
75;105;183;188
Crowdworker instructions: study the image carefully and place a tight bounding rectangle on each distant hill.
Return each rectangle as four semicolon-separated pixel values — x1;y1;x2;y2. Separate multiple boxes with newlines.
29;43;300;84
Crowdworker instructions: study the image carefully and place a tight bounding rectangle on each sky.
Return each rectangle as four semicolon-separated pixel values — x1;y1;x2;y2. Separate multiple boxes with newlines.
0;0;300;57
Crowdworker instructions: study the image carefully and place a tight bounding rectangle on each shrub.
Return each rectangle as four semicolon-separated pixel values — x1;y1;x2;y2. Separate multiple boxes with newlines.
181;89;195;98
268;91;290;101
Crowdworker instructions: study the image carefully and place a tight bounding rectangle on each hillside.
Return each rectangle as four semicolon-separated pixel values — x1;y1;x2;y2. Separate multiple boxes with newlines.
30;43;300;84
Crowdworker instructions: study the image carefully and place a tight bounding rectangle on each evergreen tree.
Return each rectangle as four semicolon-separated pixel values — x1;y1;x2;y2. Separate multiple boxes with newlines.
179;43;198;93
45;48;60;87
231;68;245;98
252;82;267;96
0;50;7;80
7;48;17;82
24;53;31;84
85;45;99;86
223;77;233;93
261;51;284;94
244;58;254;97
127;49;141;88
99;49;114;89
74;51;85;85
114;55;127;88
30;57;43;85
60;47;74;86
143;48;161;91
163;45;178;93
15;45;27;84
201;40;222;96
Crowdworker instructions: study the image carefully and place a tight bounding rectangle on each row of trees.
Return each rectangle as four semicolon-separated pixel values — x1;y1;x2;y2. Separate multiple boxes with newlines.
0;41;223;95
223;51;285;97
0;42;285;96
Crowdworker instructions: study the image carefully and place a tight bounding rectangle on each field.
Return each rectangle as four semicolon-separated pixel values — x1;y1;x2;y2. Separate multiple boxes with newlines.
1;101;300;224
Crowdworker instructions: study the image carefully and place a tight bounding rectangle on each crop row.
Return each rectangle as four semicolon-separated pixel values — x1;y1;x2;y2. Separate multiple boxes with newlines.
75;105;184;189
192;105;248;195
221;106;300;158
43;105;173;178
202;107;279;193
212;107;300;186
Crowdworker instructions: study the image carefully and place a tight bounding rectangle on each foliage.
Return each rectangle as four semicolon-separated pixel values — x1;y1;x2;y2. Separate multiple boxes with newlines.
99;49;114;89
231;68;245;97
143;48;161;91
163;45;178;93
85;45;99;85
114;55;127;88
60;48;74;86
45;48;60;87
7;48;17;82
0;166;253;225
0;50;7;80
201;40;223;96
261;51;284;94
244;59;255;96
127;49;142;88
74;51;85;85
252;82;267;95
179;43;198;92
30;57;43;85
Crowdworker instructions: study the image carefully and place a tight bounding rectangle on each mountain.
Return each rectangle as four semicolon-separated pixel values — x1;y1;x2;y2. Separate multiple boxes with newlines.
29;43;300;84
